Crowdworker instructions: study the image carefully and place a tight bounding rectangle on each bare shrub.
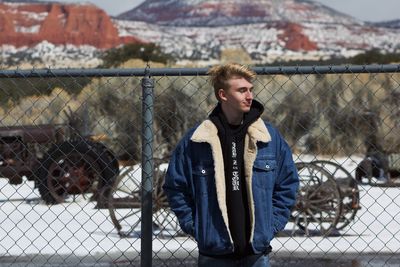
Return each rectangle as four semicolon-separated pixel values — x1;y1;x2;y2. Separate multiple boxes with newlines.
268;88;315;148
154;78;209;159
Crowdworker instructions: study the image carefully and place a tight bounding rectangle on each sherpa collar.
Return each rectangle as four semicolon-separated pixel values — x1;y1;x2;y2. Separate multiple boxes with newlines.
191;118;270;144
190;118;271;243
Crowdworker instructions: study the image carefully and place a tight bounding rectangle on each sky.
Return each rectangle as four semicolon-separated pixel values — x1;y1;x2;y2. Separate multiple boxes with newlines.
38;0;400;22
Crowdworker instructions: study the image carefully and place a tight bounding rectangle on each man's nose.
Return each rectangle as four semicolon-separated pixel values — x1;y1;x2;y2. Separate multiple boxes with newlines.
246;90;253;99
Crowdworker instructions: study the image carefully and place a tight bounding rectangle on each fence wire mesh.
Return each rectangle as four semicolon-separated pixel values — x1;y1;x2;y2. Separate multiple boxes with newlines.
0;65;399;266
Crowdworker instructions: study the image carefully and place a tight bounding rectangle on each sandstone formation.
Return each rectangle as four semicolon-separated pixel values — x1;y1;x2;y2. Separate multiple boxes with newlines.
278;22;318;51
0;2;140;49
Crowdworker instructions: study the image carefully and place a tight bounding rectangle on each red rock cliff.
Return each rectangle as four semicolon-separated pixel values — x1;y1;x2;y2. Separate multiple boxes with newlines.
0;2;139;48
278;22;318;51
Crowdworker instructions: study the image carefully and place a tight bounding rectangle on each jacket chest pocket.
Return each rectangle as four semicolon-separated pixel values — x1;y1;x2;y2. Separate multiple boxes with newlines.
253;159;277;189
193;164;216;197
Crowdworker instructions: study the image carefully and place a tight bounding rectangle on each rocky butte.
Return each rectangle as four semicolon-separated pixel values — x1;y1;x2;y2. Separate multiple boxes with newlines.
116;0;357;55
0;2;140;49
116;0;400;64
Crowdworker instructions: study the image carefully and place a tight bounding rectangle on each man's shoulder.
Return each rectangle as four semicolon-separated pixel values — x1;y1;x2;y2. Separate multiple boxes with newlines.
259;120;287;144
260;119;274;128
260;120;279;135
185;125;200;138
179;121;205;142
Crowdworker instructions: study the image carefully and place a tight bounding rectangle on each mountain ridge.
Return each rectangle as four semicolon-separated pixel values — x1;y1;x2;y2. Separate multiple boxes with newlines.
370;19;400;29
117;0;360;26
114;0;400;65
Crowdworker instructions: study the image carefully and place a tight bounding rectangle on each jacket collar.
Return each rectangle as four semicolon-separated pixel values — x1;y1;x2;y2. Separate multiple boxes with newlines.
191;118;271;144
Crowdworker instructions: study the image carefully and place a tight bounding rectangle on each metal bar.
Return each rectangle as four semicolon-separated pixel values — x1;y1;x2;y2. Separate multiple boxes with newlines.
0;68;148;78
1;64;400;78
140;68;154;267
254;64;400;75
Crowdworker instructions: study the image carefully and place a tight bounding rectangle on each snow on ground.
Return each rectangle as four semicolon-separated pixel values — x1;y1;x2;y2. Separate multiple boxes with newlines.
0;155;399;262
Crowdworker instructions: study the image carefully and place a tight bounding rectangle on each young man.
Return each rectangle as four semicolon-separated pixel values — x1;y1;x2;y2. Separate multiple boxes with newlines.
163;63;299;267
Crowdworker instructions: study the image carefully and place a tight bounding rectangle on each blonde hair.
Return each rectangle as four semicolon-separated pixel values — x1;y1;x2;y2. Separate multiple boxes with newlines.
207;63;256;101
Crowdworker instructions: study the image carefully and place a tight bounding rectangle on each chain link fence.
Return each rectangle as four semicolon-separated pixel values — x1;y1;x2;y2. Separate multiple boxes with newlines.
0;65;400;266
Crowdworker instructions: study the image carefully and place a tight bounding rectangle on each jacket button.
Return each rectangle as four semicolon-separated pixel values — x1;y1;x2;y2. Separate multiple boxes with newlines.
265;165;270;169
201;169;206;174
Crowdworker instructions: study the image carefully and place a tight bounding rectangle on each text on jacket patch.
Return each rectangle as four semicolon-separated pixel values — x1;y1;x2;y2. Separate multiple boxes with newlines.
232;141;239;191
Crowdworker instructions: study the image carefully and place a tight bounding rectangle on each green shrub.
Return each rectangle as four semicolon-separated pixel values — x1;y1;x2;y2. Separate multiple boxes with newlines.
100;43;174;68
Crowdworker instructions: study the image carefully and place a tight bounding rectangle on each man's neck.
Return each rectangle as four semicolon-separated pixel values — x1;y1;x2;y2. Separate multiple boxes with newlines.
221;105;243;125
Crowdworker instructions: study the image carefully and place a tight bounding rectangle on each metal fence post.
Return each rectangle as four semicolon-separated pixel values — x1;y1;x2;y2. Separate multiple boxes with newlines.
141;68;154;267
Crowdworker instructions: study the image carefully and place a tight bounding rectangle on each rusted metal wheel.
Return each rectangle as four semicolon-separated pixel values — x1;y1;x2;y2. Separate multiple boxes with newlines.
37;140;118;204
108;161;184;238
151;163;184;238
108;165;142;237
312;160;360;230
291;162;342;236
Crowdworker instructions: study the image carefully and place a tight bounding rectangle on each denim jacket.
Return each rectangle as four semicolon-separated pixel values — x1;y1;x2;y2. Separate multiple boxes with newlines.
163;118;299;256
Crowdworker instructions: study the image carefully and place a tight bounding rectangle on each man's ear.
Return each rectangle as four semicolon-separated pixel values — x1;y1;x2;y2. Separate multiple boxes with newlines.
218;89;227;101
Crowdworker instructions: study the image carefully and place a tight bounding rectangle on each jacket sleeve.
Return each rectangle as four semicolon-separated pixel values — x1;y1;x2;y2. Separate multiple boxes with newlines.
272;132;299;235
162;138;195;237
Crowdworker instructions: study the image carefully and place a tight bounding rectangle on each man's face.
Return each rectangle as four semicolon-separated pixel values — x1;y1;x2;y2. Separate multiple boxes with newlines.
219;76;254;114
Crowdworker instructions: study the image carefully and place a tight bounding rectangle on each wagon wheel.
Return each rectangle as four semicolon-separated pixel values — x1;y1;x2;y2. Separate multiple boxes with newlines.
108;165;142;237
37;141;117;204
292;162;342;236
312;160;360;230
152;163;184;238
108;161;184;238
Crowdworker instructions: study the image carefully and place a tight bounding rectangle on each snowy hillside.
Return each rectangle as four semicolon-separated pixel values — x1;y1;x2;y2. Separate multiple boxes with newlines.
115;19;400;65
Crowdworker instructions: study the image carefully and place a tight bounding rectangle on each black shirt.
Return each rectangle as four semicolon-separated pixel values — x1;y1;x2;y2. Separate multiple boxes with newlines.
209;100;264;257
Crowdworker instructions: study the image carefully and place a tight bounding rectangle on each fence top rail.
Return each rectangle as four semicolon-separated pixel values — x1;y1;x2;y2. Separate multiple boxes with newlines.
0;64;400;78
